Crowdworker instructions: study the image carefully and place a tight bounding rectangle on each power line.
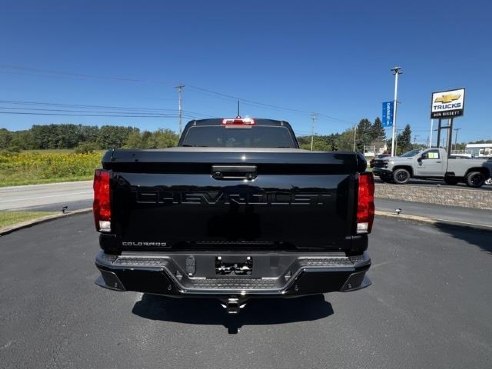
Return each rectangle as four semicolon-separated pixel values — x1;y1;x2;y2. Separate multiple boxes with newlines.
186;84;353;125
0;99;177;112
0;64;355;126
0;64;149;84
0;106;177;116
181;110;214;118
186;85;310;114
0;99;181;119
0;111;178;118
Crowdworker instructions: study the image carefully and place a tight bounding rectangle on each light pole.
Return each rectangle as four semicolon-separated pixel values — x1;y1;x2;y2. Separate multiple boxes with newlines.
390;67;402;156
176;84;185;134
353;124;357;151
429;119;433;148
310;113;317;151
394;127;404;156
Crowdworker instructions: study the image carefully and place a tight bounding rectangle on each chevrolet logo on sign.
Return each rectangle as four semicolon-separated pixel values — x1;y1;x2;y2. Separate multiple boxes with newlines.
434;94;461;104
431;88;465;119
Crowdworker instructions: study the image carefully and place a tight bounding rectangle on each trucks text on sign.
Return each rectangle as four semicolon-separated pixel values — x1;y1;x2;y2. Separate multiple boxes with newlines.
430;88;465;119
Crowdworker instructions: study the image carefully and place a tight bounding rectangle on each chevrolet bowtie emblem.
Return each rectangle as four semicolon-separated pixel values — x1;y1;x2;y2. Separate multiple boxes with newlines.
434;94;461;104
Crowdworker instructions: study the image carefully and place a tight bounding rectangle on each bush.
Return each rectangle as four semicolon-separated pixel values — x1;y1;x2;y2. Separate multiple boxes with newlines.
75;142;99;154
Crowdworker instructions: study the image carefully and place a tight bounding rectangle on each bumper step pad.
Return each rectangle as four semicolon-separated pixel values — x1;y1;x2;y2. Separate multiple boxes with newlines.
95;251;371;296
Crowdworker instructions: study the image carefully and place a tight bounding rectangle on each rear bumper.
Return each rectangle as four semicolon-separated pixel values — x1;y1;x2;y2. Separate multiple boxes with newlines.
95;250;371;298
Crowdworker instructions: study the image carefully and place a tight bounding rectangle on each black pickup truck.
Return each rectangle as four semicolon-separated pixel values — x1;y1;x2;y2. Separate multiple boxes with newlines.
93;118;374;313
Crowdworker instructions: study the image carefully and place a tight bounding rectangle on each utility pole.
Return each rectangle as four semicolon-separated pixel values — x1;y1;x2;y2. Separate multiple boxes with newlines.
353;124;357;151
429;119;433;148
176;84;185;134
310;113;317;151
454;128;461;151
390;66;402;156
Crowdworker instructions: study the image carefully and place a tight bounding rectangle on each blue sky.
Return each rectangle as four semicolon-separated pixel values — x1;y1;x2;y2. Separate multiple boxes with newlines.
0;0;491;144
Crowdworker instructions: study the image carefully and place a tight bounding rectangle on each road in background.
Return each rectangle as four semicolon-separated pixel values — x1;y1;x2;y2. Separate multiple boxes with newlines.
0;181;92;211
0;214;490;369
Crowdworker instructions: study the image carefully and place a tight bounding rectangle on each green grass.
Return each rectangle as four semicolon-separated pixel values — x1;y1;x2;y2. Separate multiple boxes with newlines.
0;176;93;187
0;211;57;229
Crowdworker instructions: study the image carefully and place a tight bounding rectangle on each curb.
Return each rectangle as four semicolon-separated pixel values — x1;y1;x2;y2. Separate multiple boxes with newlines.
376;210;492;231
0;208;93;236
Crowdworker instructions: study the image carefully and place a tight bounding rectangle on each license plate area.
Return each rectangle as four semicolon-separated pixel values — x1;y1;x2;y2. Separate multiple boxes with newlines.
215;256;253;276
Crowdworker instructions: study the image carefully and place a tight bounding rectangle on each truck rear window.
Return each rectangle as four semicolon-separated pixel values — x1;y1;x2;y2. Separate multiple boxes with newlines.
181;125;297;148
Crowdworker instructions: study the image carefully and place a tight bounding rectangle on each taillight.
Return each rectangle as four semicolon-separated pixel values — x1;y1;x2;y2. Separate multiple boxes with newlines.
222;117;255;125
93;169;111;232
357;172;375;234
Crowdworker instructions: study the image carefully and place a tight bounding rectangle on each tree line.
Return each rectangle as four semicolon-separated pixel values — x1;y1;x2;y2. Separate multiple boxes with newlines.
0;124;179;152
1;118;442;155
298;117;392;153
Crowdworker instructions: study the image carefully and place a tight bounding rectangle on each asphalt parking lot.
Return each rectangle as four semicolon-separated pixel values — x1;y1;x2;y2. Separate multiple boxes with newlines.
0;213;491;369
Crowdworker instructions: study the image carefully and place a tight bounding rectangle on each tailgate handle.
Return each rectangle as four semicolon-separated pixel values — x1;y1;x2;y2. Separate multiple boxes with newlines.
212;165;257;180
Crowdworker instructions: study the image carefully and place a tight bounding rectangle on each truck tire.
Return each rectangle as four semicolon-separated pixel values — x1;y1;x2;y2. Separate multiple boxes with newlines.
392;168;410;184
465;171;485;188
444;175;458;185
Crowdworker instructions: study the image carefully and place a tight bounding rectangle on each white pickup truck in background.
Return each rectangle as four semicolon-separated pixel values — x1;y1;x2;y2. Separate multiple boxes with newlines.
372;147;492;187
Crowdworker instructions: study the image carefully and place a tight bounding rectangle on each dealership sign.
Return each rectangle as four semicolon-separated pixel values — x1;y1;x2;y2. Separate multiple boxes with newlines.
431;88;465;118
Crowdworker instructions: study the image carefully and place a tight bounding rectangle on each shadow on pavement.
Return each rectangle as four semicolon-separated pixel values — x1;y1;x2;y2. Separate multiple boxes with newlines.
132;293;334;334
434;222;492;254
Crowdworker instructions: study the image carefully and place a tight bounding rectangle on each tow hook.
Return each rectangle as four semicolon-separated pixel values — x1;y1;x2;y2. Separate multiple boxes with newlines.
220;297;247;314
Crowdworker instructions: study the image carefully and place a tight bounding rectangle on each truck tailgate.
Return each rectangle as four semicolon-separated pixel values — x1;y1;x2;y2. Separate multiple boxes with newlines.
102;148;363;251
